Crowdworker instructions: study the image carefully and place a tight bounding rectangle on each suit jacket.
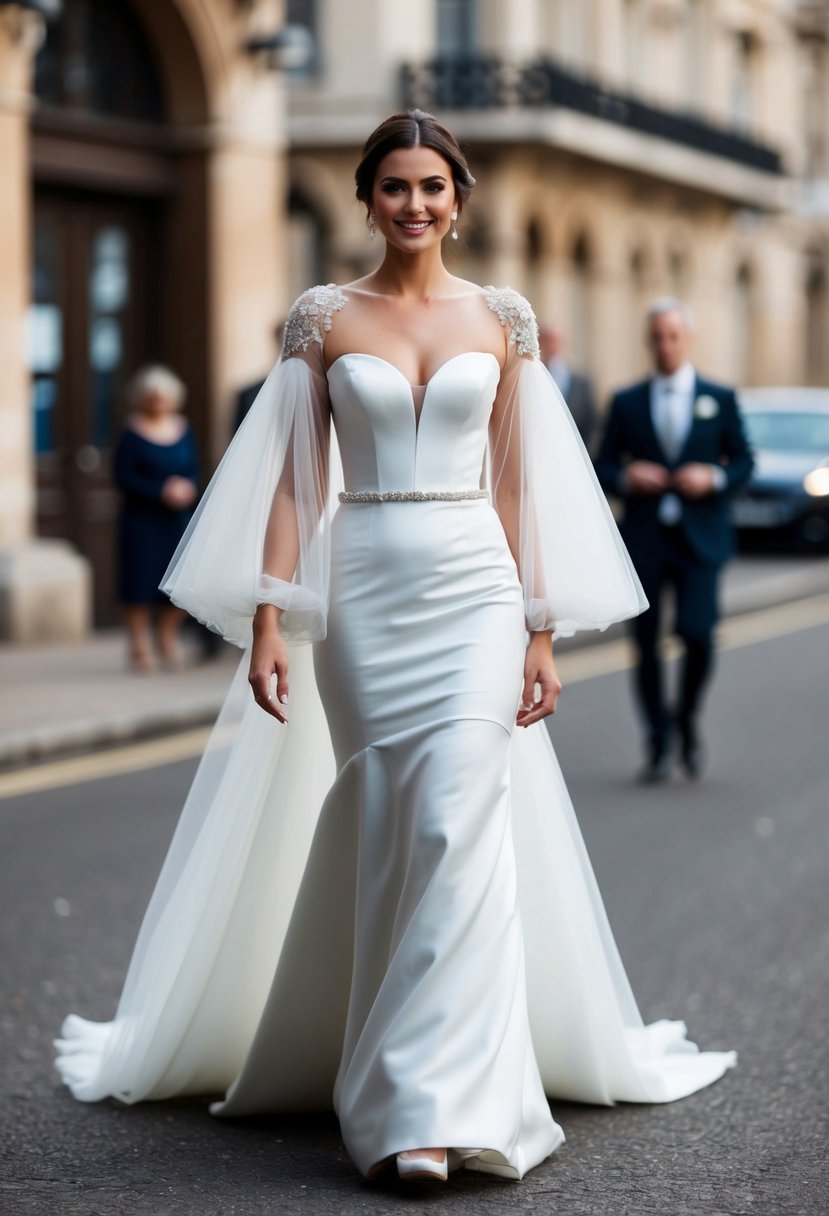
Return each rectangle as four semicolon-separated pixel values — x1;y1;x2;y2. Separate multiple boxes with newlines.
593;373;754;567
563;372;598;451
234;378;266;434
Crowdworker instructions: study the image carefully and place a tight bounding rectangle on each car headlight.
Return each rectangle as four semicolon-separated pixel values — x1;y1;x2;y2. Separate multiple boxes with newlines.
803;466;829;497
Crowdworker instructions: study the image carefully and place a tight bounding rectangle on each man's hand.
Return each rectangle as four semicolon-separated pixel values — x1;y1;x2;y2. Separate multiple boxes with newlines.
624;461;672;496
672;463;719;499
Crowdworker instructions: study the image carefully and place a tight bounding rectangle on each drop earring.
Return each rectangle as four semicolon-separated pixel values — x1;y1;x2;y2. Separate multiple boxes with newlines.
367;213;376;240
451;211;459;240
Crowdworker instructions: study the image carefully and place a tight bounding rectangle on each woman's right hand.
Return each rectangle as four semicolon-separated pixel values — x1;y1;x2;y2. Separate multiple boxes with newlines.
248;606;289;723
161;476;198;509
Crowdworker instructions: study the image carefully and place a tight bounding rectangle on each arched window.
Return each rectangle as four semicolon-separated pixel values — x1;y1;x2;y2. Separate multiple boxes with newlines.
684;0;707;112
667;248;688;298
734;263;754;385
437;0;478;52
34;0;164;124
731;31;757;135
570;232;593;368
803;42;828;179
806;248;828;386
287;190;328;301
624;0;647;87
629;246;652;376
524;216;544;312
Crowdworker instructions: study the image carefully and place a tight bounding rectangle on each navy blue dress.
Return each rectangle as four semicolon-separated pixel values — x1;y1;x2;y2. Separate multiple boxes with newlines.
114;424;200;605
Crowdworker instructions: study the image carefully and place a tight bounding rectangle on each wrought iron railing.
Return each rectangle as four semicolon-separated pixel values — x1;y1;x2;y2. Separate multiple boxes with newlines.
400;56;782;175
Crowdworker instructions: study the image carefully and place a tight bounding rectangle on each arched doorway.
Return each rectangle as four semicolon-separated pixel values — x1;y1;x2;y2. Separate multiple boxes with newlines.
29;0;208;626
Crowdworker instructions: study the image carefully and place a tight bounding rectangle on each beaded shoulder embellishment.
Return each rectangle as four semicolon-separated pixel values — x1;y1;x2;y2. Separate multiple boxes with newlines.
483;286;540;359
281;283;348;358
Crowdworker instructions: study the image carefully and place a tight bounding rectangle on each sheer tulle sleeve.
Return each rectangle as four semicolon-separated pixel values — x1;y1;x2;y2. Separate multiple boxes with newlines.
160;286;345;647
485;287;648;638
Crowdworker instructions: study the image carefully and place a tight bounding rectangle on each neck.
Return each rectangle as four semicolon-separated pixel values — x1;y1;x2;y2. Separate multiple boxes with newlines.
655;361;688;378
370;242;454;300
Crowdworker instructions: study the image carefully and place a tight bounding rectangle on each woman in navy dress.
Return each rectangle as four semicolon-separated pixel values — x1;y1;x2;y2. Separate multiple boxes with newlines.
114;365;199;671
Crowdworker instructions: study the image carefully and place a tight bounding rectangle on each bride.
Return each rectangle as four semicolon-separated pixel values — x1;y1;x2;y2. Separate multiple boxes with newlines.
54;110;736;1185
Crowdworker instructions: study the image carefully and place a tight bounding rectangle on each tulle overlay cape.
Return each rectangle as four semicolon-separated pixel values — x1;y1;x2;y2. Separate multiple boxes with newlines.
54;288;735;1133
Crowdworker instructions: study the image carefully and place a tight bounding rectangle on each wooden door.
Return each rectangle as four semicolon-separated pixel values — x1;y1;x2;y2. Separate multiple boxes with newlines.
31;189;162;625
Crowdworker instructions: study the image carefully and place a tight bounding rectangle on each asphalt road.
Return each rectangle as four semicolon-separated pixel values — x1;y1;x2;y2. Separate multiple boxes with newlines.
2;602;827;1216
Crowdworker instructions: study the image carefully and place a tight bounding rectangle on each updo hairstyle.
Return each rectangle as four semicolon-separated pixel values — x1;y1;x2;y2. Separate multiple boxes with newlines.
354;109;476;215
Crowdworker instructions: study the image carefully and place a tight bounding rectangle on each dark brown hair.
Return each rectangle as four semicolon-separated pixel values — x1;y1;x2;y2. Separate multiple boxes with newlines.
355;109;476;214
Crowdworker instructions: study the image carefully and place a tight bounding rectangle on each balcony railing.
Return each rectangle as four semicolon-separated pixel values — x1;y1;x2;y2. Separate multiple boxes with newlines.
400;56;782;175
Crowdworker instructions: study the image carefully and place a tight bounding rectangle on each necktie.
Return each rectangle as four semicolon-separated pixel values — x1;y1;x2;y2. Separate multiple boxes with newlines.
658;383;683;525
661;385;681;462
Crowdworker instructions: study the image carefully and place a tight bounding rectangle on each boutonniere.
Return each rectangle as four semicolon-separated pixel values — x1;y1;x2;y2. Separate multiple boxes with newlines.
694;394;719;420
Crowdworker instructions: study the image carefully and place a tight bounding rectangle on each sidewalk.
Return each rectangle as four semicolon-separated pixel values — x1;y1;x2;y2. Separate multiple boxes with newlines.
1;553;827;770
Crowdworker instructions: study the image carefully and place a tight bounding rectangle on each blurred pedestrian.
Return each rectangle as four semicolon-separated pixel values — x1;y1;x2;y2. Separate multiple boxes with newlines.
233;321;285;433
594;299;754;781
539;323;598;449
114;365;199;673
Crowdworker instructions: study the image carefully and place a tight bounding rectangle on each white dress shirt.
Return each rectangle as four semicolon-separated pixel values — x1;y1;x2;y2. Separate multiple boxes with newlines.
547;357;571;399
652;362;693;524
649;362;725;524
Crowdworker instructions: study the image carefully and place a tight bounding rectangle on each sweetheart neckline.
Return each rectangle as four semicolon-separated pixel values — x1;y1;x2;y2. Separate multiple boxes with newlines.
324;350;501;391
325;351;501;436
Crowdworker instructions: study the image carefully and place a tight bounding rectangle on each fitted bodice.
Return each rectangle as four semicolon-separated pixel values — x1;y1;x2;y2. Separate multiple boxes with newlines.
326;352;501;493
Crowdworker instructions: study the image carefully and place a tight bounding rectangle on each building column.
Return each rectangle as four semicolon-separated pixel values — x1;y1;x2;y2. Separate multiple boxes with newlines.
595;245;637;406
205;59;288;462
0;10;90;641
752;230;805;385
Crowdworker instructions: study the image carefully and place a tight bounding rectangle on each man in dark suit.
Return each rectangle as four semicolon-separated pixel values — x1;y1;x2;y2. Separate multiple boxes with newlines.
594;298;754;782
233;320;286;433
539;323;598;450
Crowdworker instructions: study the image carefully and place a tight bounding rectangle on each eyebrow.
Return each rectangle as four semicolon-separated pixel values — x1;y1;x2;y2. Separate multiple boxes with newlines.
379;174;448;184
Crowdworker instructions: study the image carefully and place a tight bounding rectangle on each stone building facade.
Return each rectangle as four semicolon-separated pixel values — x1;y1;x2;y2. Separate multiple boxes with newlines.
286;0;829;397
0;0;289;638
1;0;827;639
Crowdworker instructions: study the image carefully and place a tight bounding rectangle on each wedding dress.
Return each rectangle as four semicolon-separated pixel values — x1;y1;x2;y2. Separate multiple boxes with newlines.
54;284;736;1180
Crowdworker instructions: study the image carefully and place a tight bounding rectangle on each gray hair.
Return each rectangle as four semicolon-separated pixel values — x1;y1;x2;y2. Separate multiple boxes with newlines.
646;296;695;331
125;364;187;411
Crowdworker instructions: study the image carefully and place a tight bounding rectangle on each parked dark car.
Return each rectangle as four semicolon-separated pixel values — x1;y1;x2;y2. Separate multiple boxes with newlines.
733;388;829;550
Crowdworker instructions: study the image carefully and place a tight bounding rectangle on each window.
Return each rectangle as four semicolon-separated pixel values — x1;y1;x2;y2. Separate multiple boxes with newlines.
734;263;754;384
34;0;163;123
624;0;646;87
570;232;593;369
684;0;706;112
806;249;828;386
803;44;828;179
437;0;478;54
286;0;320;77
668;249;688;298
731;31;756;134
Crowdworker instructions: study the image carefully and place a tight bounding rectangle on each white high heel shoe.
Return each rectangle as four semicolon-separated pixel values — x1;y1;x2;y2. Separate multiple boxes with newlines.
396;1150;448;1181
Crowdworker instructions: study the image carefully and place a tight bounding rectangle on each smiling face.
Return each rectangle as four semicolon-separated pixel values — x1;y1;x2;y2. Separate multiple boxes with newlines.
370;145;458;251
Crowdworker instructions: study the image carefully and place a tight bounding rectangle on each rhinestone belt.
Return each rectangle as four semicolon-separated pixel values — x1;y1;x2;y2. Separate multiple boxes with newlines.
338;489;489;504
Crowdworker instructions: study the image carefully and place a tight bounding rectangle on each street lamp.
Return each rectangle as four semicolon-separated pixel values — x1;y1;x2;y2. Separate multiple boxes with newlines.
245;23;314;73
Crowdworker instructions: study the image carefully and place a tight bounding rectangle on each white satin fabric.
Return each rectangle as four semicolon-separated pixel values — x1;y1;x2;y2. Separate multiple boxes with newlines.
54;299;736;1181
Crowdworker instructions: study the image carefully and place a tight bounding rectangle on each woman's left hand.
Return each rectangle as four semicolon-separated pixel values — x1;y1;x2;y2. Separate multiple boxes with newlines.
516;632;562;728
